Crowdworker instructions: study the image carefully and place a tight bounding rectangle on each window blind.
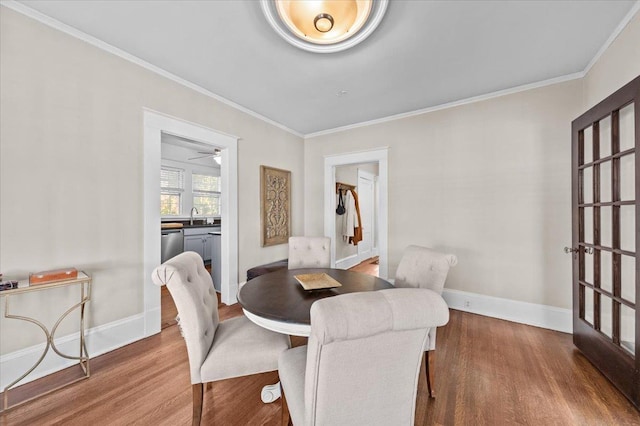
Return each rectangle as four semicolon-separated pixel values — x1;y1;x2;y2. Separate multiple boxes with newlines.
192;174;220;193
161;167;185;192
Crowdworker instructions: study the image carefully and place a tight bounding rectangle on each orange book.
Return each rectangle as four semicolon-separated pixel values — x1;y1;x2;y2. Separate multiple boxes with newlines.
29;268;78;285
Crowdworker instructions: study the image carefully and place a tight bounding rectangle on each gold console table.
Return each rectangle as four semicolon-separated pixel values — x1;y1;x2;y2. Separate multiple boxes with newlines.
0;271;91;411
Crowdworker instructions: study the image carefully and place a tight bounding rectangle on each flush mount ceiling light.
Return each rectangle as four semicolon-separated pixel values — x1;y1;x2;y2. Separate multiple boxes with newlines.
261;0;388;53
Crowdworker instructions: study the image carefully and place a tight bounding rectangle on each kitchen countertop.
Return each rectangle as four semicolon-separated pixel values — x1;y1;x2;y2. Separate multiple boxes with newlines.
161;220;221;229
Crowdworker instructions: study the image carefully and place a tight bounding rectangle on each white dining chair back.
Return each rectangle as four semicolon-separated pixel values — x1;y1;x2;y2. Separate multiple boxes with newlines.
394;245;458;293
278;288;450;426
288;236;331;269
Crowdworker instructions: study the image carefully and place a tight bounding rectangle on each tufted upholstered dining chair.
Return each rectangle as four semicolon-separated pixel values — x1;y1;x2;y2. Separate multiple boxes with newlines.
288;236;331;269
151;252;291;426
393;245;458;398
278;288;450;426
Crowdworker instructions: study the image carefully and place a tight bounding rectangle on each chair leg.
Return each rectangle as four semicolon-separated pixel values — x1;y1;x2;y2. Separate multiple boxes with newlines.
425;351;435;398
192;383;204;426
281;390;291;426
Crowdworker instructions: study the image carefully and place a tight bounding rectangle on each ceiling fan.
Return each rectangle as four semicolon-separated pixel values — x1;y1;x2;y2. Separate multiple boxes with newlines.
188;149;222;164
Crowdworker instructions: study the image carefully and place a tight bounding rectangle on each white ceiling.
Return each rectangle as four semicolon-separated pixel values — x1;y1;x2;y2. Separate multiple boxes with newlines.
15;0;638;135
161;134;220;168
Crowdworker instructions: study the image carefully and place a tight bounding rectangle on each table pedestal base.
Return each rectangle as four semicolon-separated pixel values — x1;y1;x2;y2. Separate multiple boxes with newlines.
261;382;281;403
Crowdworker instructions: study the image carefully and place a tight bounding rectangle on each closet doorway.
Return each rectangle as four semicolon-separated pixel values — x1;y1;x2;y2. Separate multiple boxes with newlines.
324;148;388;279
334;164;379;272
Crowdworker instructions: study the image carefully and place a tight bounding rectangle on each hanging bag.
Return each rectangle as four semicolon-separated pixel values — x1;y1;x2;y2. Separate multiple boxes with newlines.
336;189;346;215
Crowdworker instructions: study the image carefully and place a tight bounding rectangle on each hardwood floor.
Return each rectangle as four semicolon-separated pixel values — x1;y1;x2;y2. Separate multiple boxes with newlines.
2;306;638;424
161;285;179;329
348;256;379;276
420;311;639;425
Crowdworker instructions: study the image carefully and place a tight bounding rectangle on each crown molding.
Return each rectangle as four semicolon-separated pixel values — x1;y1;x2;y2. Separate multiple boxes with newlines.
3;0;637;140
305;72;585;138
305;1;640;139
583;0;640;75
0;1;304;139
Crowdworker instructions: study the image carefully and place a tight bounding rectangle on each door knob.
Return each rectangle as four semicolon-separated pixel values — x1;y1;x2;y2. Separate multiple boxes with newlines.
564;246;593;254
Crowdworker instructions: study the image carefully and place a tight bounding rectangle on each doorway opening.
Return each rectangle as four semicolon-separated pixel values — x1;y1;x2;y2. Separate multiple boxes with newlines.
334;163;379;276
143;109;238;338
160;134;223;329
324;148;388;279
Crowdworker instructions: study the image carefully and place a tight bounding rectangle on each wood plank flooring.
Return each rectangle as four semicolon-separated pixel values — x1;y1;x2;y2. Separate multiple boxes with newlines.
2;303;638;425
161;285;179;329
348;256;379;276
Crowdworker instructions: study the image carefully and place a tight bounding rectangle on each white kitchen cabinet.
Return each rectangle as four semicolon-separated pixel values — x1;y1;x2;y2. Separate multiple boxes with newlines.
203;234;213;262
183;227;216;262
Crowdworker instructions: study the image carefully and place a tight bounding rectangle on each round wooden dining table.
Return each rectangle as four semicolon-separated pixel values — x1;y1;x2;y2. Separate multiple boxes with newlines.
238;268;394;337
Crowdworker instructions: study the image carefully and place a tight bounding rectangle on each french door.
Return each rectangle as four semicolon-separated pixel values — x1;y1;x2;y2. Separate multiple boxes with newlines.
570;75;639;410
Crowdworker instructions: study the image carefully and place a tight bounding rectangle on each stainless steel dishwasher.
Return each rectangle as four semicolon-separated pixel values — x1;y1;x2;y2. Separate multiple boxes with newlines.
161;229;184;263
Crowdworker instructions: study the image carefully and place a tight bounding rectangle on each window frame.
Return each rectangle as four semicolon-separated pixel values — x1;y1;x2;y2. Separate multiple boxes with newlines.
191;172;221;216
160;166;185;216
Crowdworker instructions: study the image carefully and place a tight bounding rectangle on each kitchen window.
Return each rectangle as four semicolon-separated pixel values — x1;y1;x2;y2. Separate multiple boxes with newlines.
160;167;184;216
192;173;221;216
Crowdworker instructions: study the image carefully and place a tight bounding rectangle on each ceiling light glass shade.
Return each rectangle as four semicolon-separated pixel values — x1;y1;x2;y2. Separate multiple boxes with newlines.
261;0;388;53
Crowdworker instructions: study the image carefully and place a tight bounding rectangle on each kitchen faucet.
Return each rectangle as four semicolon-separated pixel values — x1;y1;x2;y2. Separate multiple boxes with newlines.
190;207;199;225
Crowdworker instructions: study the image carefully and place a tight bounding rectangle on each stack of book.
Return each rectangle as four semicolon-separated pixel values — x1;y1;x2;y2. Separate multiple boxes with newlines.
29;268;78;285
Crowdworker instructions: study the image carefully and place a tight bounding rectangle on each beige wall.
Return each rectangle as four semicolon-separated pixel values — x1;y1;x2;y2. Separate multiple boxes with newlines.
1;3;638;357
583;12;640;109
306;9;640;312
306;80;583;309
0;7;304;354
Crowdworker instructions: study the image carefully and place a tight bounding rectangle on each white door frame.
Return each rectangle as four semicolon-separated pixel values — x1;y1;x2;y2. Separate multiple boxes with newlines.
143;109;239;337
324;148;388;278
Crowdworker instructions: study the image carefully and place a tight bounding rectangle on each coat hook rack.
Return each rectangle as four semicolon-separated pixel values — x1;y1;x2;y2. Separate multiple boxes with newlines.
336;182;356;193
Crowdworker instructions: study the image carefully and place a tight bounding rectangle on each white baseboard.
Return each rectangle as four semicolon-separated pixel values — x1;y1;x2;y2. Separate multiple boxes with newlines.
335;254;360;270
0;313;146;389
442;288;573;334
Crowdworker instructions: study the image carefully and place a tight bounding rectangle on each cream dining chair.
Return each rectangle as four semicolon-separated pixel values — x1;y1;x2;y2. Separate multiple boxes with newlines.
278;288;450;425
151;252;290;426
288;236;331;269
394;245;458;398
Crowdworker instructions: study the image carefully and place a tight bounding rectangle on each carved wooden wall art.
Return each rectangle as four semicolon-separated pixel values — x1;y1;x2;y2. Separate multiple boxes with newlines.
260;166;291;246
